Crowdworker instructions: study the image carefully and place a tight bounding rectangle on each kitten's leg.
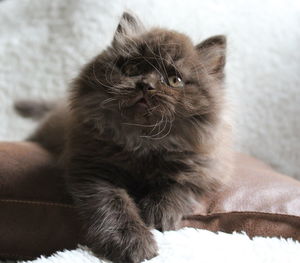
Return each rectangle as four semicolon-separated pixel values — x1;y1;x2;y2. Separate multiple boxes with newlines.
139;184;196;231
70;178;158;263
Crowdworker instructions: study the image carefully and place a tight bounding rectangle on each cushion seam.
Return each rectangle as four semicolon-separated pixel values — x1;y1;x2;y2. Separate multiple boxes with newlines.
0;199;74;209
185;211;300;220
0;251;34;260
1;200;299;220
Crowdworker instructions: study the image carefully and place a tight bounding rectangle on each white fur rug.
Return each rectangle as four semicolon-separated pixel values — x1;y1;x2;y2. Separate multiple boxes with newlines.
1;0;300;262
17;229;300;263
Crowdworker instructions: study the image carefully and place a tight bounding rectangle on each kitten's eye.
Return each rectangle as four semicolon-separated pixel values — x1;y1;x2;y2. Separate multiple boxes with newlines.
168;76;184;88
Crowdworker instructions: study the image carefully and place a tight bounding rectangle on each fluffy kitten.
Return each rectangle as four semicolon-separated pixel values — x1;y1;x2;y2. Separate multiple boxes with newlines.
16;12;232;263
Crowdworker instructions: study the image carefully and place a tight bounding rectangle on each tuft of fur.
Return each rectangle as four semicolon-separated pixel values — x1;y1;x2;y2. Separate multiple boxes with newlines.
14;100;56;120
18;12;233;263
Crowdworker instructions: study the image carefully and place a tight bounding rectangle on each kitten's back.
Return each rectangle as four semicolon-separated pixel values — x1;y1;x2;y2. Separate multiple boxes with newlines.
14;99;57;120
15;100;68;156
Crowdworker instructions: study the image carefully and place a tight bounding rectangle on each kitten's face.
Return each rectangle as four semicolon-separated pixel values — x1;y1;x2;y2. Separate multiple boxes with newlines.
107;29;206;125
72;13;226;143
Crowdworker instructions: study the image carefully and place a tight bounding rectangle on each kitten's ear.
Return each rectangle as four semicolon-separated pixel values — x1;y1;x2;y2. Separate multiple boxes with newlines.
196;35;226;79
113;12;145;46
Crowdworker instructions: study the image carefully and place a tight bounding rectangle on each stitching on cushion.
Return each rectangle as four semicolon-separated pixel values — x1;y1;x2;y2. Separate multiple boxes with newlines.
184;211;300;220
0;251;34;260
0;199;75;209
1;199;300;220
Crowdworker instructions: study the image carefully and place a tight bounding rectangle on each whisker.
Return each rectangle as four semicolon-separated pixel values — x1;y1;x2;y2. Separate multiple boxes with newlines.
122;122;159;128
150;119;173;140
158;44;168;80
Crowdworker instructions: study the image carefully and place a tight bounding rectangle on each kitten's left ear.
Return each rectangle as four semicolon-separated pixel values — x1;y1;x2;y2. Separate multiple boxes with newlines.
113;12;145;47
196;35;226;79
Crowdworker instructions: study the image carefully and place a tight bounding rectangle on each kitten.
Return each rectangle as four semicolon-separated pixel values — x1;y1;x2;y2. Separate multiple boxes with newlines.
16;12;232;263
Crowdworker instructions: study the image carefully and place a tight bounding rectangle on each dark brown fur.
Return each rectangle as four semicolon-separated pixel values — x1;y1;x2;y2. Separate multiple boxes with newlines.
17;12;232;263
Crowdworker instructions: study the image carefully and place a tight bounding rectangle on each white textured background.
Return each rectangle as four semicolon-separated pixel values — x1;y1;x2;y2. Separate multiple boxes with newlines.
0;0;299;178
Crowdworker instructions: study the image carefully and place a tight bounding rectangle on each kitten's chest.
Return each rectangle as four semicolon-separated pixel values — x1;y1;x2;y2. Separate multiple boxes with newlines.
96;142;188;193
124;156;169;198
123;152;165;180
123;152;185;193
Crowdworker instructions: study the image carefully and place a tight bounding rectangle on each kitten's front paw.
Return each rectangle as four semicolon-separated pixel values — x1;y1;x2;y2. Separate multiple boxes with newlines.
91;225;158;263
139;198;183;231
122;229;158;263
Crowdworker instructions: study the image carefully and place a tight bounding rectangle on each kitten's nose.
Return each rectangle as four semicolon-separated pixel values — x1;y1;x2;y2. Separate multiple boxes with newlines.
136;81;155;92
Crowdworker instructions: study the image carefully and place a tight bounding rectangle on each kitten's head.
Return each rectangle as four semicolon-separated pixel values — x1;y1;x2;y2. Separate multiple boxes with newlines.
71;12;227;151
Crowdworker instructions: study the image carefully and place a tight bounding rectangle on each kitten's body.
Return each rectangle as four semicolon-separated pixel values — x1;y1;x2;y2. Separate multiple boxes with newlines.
17;13;233;263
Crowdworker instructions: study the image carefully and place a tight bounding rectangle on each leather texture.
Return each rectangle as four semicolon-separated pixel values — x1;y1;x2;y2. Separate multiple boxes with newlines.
183;153;300;241
0;142;81;260
0;142;299;260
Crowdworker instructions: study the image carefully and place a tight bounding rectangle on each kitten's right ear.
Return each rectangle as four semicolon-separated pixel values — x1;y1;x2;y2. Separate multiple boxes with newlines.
112;12;145;47
196;35;227;80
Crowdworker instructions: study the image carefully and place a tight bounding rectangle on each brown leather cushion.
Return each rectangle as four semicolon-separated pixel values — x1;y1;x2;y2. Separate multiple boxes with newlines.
0;142;300;260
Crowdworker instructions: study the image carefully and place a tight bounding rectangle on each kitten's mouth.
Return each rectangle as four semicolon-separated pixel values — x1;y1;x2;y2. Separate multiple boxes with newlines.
136;97;148;107
129;94;150;108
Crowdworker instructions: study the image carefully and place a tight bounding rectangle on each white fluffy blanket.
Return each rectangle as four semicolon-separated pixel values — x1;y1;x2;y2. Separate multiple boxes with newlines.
1;0;300;262
20;229;300;263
